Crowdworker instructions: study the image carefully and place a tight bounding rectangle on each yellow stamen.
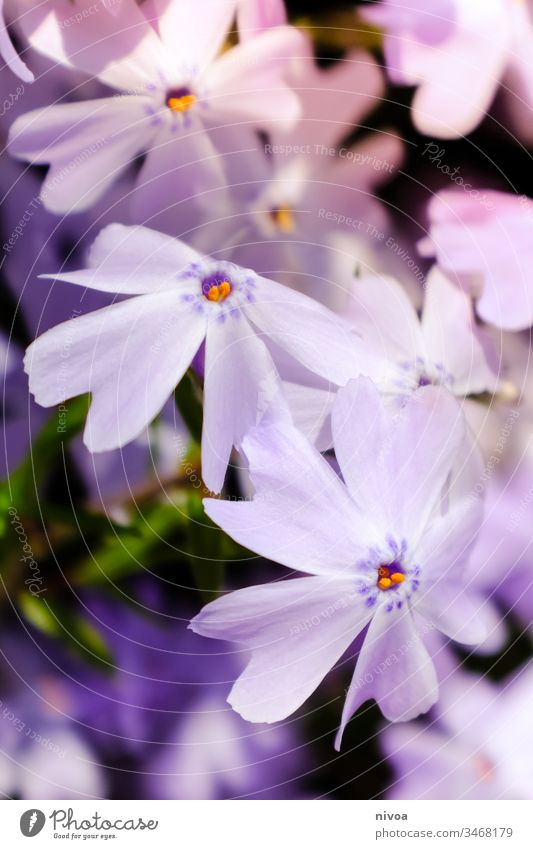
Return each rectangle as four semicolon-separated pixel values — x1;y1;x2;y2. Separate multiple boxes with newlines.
167;94;197;113
390;572;405;585
271;206;295;233
207;285;221;302
206;281;232;302
378;577;392;590
218;281;231;299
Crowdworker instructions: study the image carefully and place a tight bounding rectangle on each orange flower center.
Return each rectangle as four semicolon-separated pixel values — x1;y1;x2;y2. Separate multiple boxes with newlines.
205;281;232;302
377;564;405;591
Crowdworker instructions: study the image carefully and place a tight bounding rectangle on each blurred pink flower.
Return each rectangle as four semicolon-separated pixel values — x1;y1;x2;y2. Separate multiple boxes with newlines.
419;189;533;330
363;0;533;138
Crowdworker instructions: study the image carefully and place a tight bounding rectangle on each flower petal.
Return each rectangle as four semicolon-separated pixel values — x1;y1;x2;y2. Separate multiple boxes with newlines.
421;266;499;395
201;312;290;493
0;0;34;81
245;275;377;386
25;292;206;451
131;121;229;235
148;0;238;69
9;98;155;213
332;377;466;545
42;224;202;295
204;419;370;576
207;26;306;129
365;0;511;138
423;190;533;331
190;576;373;723
237;0;287;39
346;273;426;371
335;605;438;748
19;0;166;90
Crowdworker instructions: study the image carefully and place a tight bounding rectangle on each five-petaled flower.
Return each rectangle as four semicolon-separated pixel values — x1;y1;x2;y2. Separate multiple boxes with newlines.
9;0;304;213
191;377;496;746
24;223;368;493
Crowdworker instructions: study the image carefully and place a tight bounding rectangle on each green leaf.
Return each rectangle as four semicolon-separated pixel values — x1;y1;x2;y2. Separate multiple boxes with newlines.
19;591;113;669
0;395;90;529
174;369;203;445
18;592;60;637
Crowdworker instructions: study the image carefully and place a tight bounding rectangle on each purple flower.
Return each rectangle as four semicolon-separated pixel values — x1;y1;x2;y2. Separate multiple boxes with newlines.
363;0;533;138
24;223;366;493
0;0;34;82
145;689;308;800
190;377;494;746
419;189;533;330
9;0;304;213
383;666;533;799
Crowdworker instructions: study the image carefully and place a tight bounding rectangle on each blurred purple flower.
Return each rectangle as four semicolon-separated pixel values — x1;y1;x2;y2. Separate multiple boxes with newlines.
66;593;309;799
191;378;495;746
383;665;533;799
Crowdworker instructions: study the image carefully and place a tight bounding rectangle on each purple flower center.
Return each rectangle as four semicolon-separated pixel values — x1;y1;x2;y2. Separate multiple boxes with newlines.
201;272;233;302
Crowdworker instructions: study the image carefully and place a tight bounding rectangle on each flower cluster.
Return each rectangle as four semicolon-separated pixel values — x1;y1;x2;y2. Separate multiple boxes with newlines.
1;0;533;800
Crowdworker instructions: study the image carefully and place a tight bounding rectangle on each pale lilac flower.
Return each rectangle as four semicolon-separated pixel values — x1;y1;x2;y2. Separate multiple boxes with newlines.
363;0;533;138
347;265;499;397
283;266;499;450
9;0;304;213
24;223;367;493
384;665;533;799
191;377;493;746
228;43;403;303
419;189;533;330
0;0;33;82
